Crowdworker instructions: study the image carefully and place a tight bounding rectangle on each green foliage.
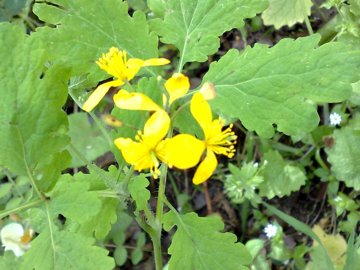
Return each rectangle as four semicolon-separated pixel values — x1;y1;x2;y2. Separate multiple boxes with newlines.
150;0;267;67
128;174;151;211
67;112;110;167
225;163;264;204
163;211;252;270
33;0;160;89
0;0;28;21
326;116;360;190
262;0;313;29
0;23;70;191
259;150;306;198
204;35;360;137
22;229;114;270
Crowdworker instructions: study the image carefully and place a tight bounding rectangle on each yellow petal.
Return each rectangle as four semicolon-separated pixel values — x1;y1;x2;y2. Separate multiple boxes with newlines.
126;58;145;81
164;73;190;105
113;90;162;111
142;110;170;148
192;150;218;185
190;92;213;135
158;134;205;169
82;80;123;112
114;138;152;171
143;58;170;66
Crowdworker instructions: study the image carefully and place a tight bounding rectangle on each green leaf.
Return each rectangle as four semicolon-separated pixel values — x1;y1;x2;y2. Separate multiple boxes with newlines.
67;112;110;167
0;23;69;186
21;229;115;270
151;0;267;67
48;176;102;224
62;170;122;239
128;174;150;211
204;35;360;137
0;252;21;270
262;0;313;29
163;211;252;270
259;150;306;198
326;116;360;190
33;0;160;87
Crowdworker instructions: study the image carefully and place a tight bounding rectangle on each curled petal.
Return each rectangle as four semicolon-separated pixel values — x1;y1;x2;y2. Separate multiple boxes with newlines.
113;90;162;111
114;138;152;171
82;80;123;112
143;110;170;148
190;92;213;135
158;134;205;169
192;150;218;185
164;73;190;105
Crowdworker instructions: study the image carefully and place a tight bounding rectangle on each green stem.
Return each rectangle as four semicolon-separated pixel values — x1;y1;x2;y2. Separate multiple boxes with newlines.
0;199;43;219
305;17;314;35
315;148;330;171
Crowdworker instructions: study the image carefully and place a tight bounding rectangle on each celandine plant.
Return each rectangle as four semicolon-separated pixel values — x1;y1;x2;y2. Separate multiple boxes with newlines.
0;0;360;269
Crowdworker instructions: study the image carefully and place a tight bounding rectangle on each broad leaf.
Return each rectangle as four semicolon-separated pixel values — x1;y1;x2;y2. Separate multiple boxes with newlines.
21;229;114;270
0;23;69;188
163;211;251;270
151;0;267;67
67;112;110;167
326;116;360;190
33;0;160;87
262;0;313;29
259;150;306;198
204;35;360;137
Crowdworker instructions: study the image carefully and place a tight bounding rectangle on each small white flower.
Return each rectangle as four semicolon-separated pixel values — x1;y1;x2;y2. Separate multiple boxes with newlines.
329;112;342;126
334;196;342;203
1;223;32;257
253;162;259;168
264;223;278;238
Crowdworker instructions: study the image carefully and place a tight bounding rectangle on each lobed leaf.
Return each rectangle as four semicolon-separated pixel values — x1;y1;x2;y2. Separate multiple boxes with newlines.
204;35;360;137
151;0;267;68
262;0;313;29
259;150;306;198
326;116;360;190
21;229;114;270
33;0;160;87
0;23;70;190
163;211;251;270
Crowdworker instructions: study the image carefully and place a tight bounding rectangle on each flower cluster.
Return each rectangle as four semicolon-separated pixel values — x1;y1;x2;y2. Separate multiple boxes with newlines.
83;48;237;184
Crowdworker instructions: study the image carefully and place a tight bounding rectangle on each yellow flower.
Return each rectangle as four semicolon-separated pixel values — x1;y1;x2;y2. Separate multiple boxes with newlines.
114;110;170;178
82;47;170;112
114;109;205;178
113;73;190;111
190;92;237;184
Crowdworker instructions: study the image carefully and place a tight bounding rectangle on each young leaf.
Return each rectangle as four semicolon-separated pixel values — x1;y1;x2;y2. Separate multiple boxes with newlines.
21;229;115;270
204;35;360;137
262;0;313;29
150;0;267;68
326;116;360;190
259;150;306;198
33;0;160;84
128;174;151;211
0;23;69;184
163;211;251;270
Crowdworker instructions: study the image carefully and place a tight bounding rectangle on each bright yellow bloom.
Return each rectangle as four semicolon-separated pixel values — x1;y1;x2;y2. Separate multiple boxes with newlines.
83;47;170;112
114;110;170;178
190;92;237;184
